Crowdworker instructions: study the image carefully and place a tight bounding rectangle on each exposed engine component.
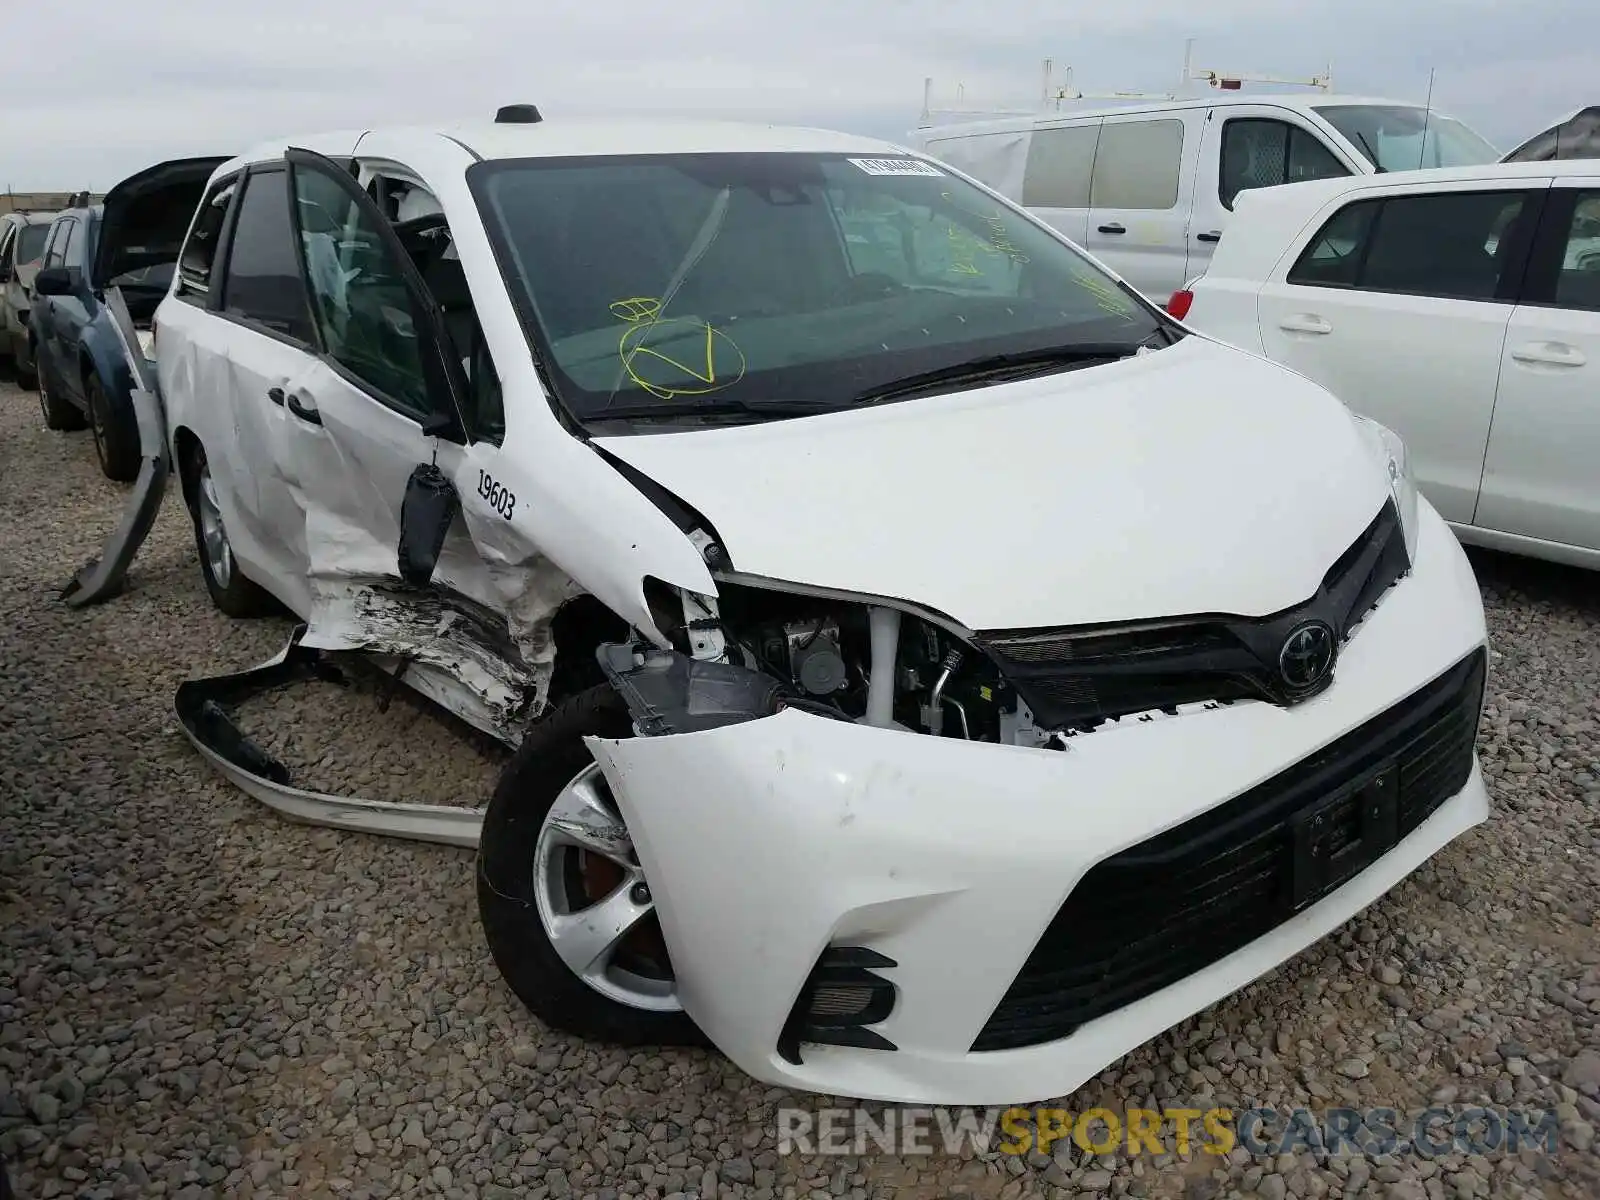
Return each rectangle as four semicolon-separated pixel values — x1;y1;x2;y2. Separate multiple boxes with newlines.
781;618;848;696
921;647;965;736
692;583;1015;742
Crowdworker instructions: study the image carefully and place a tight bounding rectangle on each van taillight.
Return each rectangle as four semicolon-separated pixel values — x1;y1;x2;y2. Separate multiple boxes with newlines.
1166;289;1194;320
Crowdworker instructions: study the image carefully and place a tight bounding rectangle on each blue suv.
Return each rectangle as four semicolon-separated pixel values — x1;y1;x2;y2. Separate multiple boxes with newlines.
31;157;224;480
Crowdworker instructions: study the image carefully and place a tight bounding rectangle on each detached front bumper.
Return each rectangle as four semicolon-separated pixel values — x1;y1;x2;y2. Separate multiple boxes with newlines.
587;503;1489;1105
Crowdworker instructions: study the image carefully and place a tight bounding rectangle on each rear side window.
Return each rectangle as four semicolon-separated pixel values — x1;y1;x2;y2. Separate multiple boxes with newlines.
1288;191;1531;301
178;178;238;296
1287;200;1379;287
1221;119;1350;209
1089;119;1184;210
1022;124;1100;209
221;169;315;341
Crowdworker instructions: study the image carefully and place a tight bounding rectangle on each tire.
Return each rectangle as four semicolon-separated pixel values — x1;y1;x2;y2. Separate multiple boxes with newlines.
37;354;85;431
14;354;37;391
86;371;141;482
185;440;274;618
478;685;707;1048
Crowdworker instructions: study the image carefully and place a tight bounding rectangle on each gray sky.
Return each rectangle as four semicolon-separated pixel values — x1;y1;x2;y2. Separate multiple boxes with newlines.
5;0;1585;189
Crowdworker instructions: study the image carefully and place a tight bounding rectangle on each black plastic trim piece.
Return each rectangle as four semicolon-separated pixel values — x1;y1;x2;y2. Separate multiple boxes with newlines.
777;946;899;1065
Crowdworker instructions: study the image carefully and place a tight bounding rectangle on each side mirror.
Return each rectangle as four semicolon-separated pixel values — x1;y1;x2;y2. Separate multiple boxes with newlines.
33;266;78;297
396;463;459;587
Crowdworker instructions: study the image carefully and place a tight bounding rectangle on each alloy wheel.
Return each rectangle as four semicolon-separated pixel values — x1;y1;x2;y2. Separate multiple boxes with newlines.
532;762;680;1011
196;464;234;590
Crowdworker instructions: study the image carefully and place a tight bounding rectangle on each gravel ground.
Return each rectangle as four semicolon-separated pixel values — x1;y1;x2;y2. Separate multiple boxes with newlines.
1;375;1598;1200
229;667;509;808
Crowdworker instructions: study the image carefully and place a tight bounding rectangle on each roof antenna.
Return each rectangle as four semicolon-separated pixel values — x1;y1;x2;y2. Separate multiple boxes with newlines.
1418;67;1436;170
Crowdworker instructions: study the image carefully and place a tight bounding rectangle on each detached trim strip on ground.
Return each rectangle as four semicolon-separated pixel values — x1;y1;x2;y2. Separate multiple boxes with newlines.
174;624;486;848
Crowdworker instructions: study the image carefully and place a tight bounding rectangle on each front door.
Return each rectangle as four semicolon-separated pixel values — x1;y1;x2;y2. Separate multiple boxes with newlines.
37;217;88;396
1475;181;1600;553
279;148;501;614
1189;104;1357;282
1256;182;1546;524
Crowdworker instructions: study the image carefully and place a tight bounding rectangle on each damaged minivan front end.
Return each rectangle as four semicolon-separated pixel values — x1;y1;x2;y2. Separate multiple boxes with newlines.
565;343;1487;1106
582;504;1487;1105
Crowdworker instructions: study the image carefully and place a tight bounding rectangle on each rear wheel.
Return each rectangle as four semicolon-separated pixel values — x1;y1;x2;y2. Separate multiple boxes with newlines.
86;372;141;482
37;355;85;431
186;441;274;617
478;685;706;1047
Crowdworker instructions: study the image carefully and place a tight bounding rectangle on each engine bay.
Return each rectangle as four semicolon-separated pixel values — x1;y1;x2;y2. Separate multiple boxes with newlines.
626;578;1055;747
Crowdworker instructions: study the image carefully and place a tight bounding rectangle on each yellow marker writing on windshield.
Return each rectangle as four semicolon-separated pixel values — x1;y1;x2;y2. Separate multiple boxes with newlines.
610;297;746;399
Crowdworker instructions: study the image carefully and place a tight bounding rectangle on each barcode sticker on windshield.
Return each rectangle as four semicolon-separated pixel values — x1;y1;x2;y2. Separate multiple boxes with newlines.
848;157;943;177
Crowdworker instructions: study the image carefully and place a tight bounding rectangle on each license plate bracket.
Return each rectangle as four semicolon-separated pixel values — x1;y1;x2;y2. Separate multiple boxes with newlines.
1290;762;1400;910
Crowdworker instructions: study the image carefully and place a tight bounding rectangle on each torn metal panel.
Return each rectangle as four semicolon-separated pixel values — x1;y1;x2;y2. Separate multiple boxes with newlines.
300;578;542;745
175;626;485;848
60;286;169;608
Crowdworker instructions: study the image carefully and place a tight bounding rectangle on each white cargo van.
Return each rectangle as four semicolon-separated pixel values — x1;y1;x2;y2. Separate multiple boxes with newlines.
913;94;1500;300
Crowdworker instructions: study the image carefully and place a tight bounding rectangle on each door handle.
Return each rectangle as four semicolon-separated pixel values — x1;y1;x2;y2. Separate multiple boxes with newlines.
1196;231;1222;243
1278;314;1332;335
1097;223;1127;235
1510;341;1586;368
285;392;322;425
266;387;285;406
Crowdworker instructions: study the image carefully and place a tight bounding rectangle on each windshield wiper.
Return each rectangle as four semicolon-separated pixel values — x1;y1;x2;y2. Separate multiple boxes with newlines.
848;342;1149;406
590;397;846;422
1352;130;1386;172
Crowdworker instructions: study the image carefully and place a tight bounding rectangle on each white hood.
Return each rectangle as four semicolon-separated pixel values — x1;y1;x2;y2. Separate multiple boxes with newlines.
593;337;1391;631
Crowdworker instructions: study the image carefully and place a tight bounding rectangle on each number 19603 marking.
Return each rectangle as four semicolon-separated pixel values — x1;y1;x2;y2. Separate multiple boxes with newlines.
477;469;515;520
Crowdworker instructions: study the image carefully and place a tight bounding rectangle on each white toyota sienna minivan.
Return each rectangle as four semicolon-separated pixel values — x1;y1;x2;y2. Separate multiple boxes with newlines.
148;106;1491;1105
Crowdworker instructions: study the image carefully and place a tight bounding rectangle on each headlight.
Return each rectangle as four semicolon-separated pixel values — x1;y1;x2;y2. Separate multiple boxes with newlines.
1351;415;1419;566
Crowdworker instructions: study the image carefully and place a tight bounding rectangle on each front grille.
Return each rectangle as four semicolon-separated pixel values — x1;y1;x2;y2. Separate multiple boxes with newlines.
972;646;1485;1053
978;499;1410;731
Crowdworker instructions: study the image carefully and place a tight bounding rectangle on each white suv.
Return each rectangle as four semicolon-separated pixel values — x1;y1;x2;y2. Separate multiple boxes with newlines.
1176;161;1600;570
151;108;1489;1105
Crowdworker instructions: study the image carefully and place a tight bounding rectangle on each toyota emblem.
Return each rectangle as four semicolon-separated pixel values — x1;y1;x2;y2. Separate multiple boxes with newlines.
1278;620;1337;691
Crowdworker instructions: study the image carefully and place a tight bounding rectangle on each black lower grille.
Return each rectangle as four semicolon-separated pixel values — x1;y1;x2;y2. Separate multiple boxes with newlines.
973;647;1485;1052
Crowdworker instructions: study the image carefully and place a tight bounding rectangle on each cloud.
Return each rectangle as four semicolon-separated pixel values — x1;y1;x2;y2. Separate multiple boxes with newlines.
3;0;1588;187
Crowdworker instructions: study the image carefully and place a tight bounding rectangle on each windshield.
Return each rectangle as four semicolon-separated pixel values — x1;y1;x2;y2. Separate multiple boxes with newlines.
1313;104;1499;172
17;223;49;264
470;152;1166;424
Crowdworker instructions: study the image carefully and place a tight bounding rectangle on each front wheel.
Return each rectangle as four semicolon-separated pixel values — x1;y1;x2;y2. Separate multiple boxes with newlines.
478;685;706;1047
86;372;140;482
185;440;274;617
